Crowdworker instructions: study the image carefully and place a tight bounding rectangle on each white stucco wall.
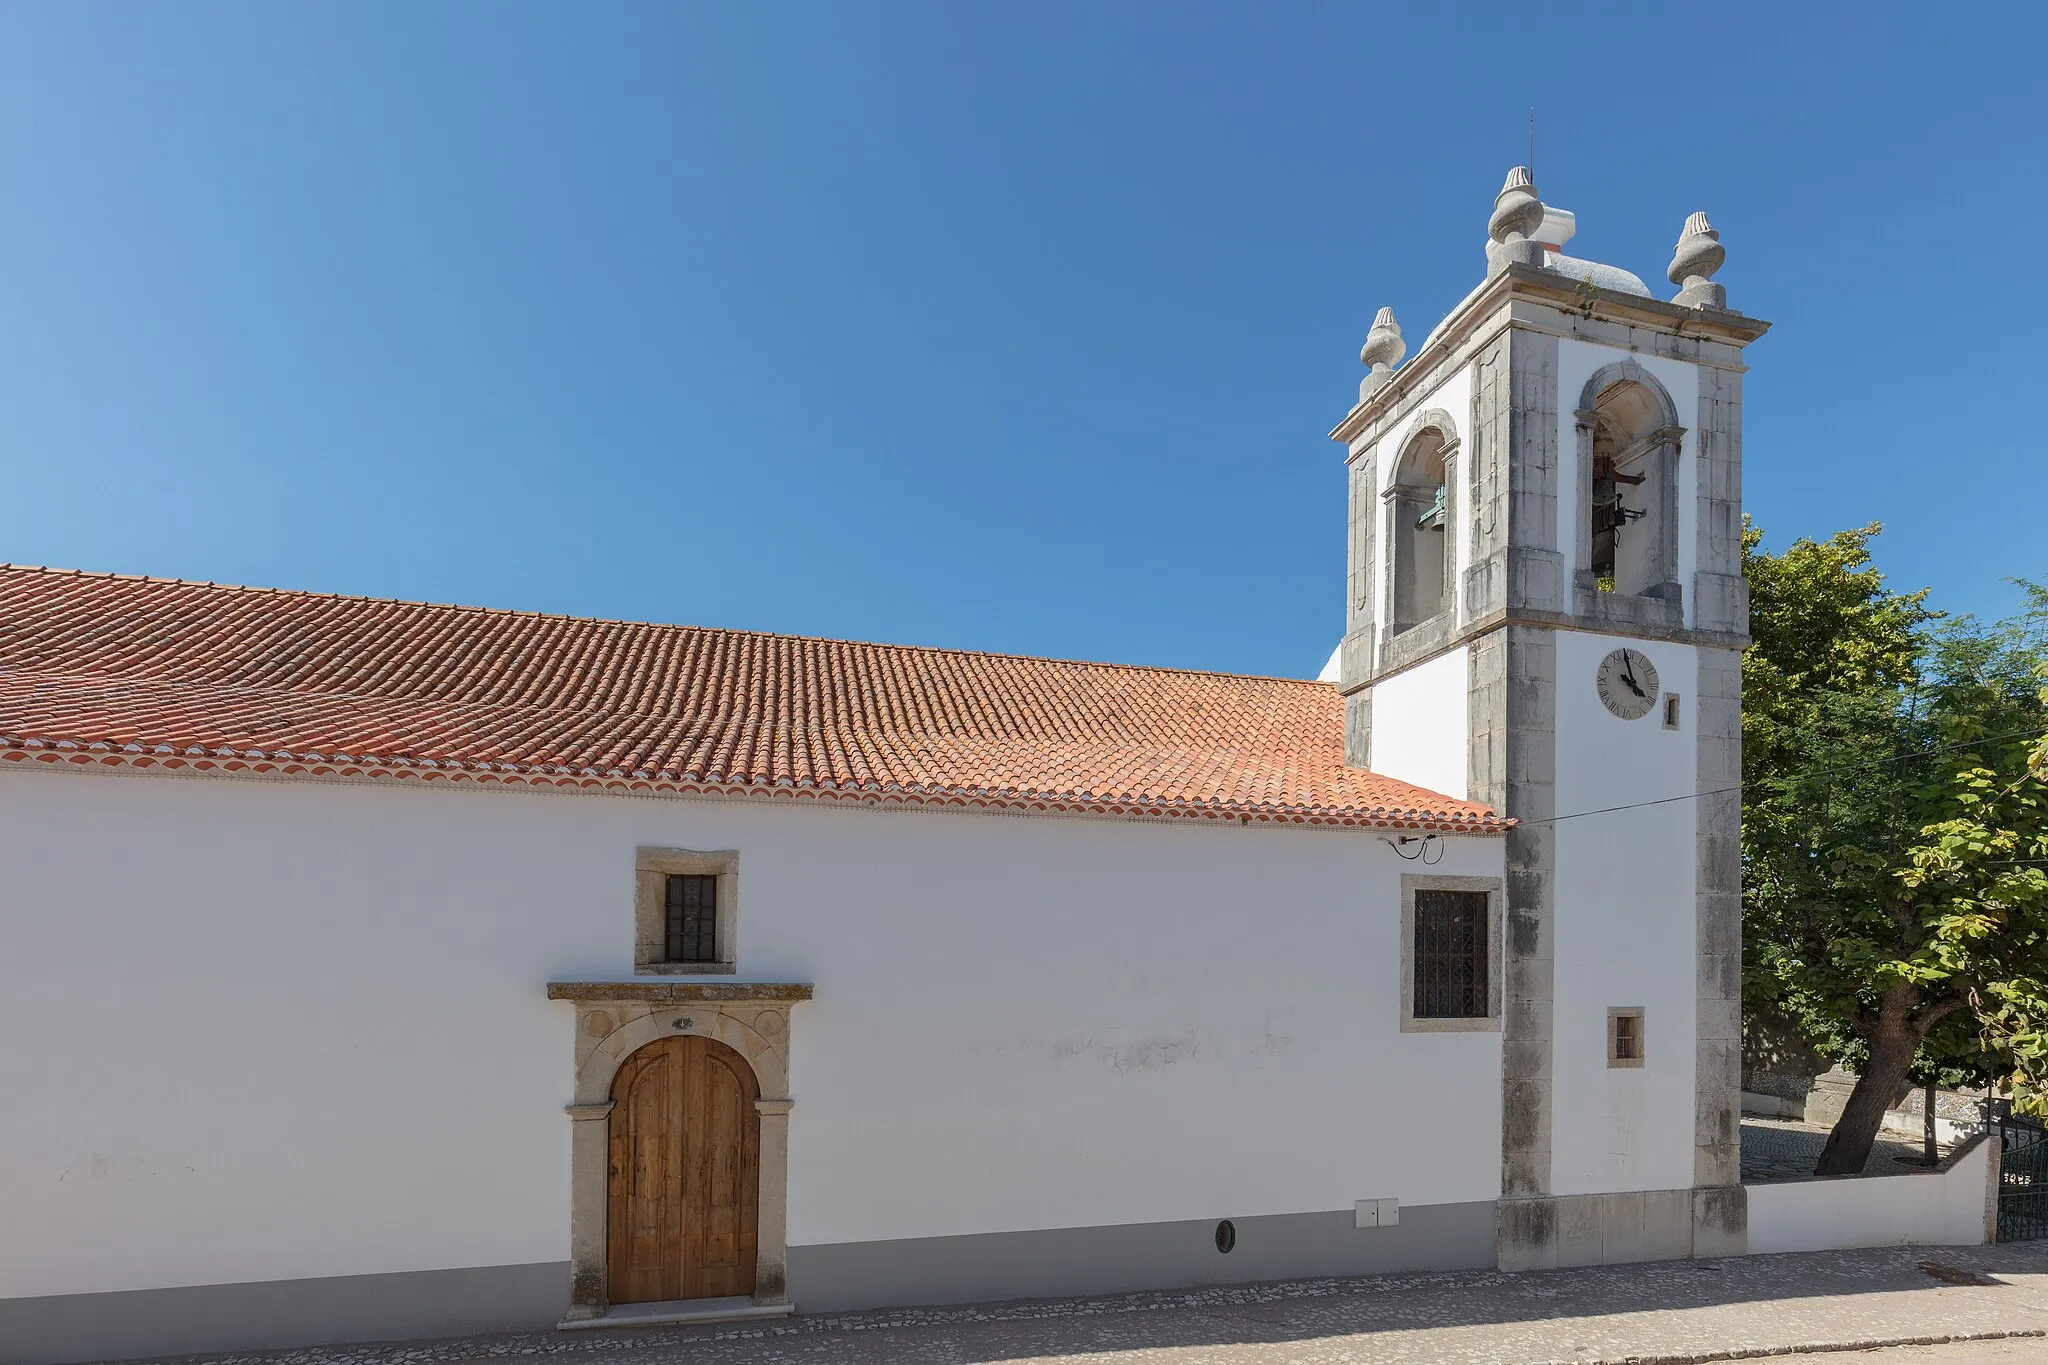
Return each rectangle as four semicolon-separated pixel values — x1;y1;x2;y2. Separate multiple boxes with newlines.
0;766;1506;1301
1554;339;1701;626
1548;628;1700;1197
1748;1140;1994;1254
1364;645;1469;802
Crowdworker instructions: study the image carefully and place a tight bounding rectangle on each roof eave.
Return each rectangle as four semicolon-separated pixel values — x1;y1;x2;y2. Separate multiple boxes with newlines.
0;738;1508;834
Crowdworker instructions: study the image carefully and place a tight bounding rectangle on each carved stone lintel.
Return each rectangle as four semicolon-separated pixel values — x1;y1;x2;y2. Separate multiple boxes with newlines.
564;1101;616;1122
547;981;814;1003
755;1097;795;1116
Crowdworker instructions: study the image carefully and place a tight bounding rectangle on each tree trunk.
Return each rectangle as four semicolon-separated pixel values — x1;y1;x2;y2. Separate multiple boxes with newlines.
1815;1000;1922;1177
1922;1081;1938;1166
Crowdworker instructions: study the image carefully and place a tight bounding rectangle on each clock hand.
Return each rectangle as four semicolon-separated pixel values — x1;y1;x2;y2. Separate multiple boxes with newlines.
1620;652;1647;698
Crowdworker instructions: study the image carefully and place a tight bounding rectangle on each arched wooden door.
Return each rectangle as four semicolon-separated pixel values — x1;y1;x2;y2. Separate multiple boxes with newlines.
606;1034;760;1304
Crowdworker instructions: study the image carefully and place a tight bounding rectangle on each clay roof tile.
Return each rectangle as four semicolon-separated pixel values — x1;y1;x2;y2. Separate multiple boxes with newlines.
0;564;1502;831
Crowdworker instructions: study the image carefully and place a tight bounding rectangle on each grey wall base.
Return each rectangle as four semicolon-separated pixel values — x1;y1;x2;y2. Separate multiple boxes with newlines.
0;1262;568;1365
790;1201;1497;1314
1495;1187;1748;1272
10;1196;1710;1364
0;1205;1491;1365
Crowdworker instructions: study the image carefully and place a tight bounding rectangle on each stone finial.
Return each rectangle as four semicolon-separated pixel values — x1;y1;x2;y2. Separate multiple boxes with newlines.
1668;211;1728;309
1357;307;1404;401
1359;307;1405;371
1487;167;1545;274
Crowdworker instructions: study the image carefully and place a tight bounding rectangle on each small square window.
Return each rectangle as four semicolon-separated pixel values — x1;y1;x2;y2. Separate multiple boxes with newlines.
1608;1007;1646;1068
1400;876;1502;1033
1662;693;1682;730
634;848;738;975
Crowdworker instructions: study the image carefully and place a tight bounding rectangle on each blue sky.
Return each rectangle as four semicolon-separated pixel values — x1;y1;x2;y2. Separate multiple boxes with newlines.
1;3;2041;678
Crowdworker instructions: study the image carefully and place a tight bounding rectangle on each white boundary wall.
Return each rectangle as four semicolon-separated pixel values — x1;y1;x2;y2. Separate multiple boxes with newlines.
1748;1138;1996;1255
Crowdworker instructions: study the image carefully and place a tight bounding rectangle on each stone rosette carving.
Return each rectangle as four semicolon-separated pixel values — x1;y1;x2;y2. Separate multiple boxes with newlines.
1486;167;1545;274
1668;211;1728;309
1357;307;1405;400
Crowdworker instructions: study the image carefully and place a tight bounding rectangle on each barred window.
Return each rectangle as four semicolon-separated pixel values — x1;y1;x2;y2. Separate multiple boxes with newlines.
1412;889;1487;1019
1613;1014;1640;1060
1609;1007;1646;1067
665;873;718;964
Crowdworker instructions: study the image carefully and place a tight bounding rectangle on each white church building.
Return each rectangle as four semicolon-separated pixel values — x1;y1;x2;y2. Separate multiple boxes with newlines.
2;170;1771;1363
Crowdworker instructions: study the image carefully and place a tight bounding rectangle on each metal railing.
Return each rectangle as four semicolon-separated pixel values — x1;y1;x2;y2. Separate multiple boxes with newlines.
1987;1098;2048;1242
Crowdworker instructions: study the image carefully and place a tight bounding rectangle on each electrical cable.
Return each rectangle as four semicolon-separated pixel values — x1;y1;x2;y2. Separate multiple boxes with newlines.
1512;723;2048;828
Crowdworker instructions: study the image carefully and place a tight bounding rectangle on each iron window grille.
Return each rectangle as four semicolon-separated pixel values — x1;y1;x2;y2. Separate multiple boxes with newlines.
1608;1007;1646;1068
1614;1015;1639;1059
1412;889;1488;1019
665;873;718;964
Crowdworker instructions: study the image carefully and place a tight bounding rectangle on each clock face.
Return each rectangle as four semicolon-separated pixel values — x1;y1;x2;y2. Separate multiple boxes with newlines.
1596;648;1661;721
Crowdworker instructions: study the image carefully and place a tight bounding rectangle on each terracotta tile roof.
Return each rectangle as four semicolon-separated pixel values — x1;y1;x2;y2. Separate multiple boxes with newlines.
0;564;1502;832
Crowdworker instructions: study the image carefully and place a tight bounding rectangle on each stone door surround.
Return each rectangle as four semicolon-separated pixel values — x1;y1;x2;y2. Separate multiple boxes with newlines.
547;980;814;1321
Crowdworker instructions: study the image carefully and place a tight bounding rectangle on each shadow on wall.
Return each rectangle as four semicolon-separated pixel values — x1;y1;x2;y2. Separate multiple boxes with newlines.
1742;1005;1832;1113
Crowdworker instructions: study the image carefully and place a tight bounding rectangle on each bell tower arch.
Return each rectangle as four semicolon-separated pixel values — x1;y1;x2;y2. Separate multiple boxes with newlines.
1330;172;1769;1271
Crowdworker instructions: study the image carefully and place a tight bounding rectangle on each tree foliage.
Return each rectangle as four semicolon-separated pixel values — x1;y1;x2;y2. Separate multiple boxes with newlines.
1741;522;2048;1174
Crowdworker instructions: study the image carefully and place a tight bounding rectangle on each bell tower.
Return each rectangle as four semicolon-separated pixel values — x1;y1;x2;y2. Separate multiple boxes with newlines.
1331;170;1769;1269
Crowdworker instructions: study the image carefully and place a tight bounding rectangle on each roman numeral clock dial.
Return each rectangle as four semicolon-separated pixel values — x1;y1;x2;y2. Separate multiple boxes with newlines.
1595;648;1660;721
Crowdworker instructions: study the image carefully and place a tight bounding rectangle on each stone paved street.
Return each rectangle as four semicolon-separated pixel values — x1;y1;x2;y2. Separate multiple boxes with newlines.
134;1243;2048;1365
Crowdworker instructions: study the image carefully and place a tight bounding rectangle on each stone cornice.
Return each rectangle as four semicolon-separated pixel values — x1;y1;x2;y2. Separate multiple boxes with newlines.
545;981;816;1003
1344;606;1750;695
1330;265;1772;446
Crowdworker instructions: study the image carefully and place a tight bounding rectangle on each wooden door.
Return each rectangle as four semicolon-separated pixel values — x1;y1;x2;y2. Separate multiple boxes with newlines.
606;1034;760;1304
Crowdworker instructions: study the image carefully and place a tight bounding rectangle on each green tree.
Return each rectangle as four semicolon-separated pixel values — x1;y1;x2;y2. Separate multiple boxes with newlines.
1742;525;2048;1175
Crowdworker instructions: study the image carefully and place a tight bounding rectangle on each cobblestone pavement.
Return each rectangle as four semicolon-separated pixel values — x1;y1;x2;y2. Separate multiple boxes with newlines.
135;1243;2048;1365
1741;1116;1960;1182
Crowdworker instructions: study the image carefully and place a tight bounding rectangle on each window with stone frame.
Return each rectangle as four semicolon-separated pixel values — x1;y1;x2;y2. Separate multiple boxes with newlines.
1400;874;1502;1033
635;848;738;974
1608;1007;1646;1068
